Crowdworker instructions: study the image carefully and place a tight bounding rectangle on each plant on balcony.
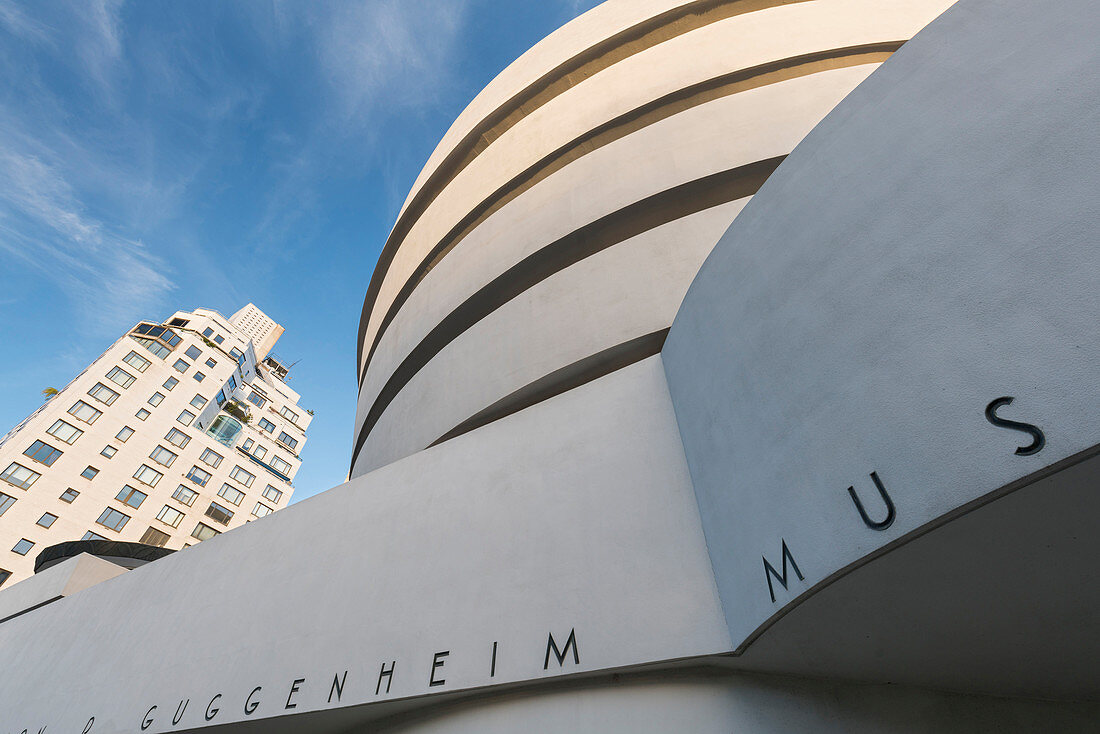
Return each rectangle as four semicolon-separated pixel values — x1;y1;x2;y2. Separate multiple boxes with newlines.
223;400;252;424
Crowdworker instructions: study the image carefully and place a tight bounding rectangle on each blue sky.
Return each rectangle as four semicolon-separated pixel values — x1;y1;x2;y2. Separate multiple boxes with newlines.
0;0;601;503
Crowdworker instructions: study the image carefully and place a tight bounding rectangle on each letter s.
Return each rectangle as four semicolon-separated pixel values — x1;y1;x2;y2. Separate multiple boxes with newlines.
985;396;1045;456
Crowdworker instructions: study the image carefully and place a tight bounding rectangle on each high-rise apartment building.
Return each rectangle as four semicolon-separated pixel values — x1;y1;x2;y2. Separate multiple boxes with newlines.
0;305;309;587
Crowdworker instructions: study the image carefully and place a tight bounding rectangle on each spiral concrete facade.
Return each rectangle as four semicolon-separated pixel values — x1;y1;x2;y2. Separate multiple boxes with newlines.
351;0;958;476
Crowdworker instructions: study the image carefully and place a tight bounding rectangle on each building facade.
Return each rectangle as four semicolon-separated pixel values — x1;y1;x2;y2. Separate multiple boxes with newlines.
0;305;308;586
1;0;1099;732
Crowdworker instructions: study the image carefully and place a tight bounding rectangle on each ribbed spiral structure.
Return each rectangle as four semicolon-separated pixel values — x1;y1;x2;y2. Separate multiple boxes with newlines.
351;0;954;476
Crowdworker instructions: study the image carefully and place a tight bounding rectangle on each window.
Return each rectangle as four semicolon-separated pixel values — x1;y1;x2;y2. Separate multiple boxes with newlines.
163;376;179;391
172;485;198;506
133;464;163;487
0;492;16;515
205;358;217;368
193;372;205;382
242;438;255;451
0;569;10;588
139;526;171;547
253;445;267;460
123;350;152;372
246;391;267;408
229;466;255;488
156;504;185;528
185;345;202;360
280;406;300;424
227;375;238;391
213;335;224;345
149;445;178;468
190;394;207;409
277;432;299;451
24;440;62;466
199;448;223;469
202;327;214;337
185;466;211;487
46;419;83;444
258;418;275;433
217;483;245;506
82;531;107;541
136;408;151;421
106;366;136;389
164;428;191;449
270;456;293;475
81;466;99;480
96;507;130;532
173;359;189;373
88;382;120;406
2;462;41;489
68;400;102;425
60;488;79;503
230;348;243;364
115;486;148;508
252;502;273;518
216;390;227;406
169;317;190;327
100;445;117;458
148;391;165;407
116;426;135;442
12;538;35;555
205;501;234;525
191;523;220;541
262;485;283;504
37;512;58;528
177;410;195;426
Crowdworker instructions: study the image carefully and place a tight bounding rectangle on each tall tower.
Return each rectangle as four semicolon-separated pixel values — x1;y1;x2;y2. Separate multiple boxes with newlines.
0;306;310;587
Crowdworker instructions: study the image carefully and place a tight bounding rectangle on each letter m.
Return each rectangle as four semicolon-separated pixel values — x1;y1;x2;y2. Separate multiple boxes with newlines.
762;539;804;603
544;628;580;670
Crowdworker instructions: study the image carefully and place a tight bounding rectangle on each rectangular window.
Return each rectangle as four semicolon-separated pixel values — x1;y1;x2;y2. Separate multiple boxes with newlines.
227;375;237;391
115;485;148;509
229;466;255;488
202;327;214;337
100;445;117;458
229;349;243;364
123;350;152;372
193;371;205;382
262;485;283;504
169;317;189;328
253;445;267;460
280;406;299;424
185;345;202;360
177;410;195;426
163;376;179;391
68;400;103;425
2;462;41;490
148;391;165;407
116;425;134;442
139;526;171;547
106;366;136;389
242;438;254;451
132;464;163;488
191;522;220;541
88;382;120;406
164;428;190;449
205;501;234;525
270;456;292;475
60;488;79;503
136;408;151;421
156;504;185;528
46;419;83;444
252;502;273;518
134;336;170;359
0;569;10;588
0;492;16;515
205;358;217;368
217;483;245;506
246;391;267;408
185;466;211;487
172;485;198;506
23;439;62;466
149;445;178;468
96;507;130;532
199;448;223;469
82;531;107;541
81;466;99;480
258;418;275;433
277;432;299;451
216;390;227;406
173;359;189;373
213;335;224;345
190;394;207;409
12;538;35;555
37;512;58;528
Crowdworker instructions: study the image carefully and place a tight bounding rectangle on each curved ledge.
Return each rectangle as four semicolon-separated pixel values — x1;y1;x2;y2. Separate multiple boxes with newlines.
34;540;175;574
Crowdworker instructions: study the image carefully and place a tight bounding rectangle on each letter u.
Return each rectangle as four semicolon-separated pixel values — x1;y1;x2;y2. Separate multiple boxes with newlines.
173;699;189;725
847;471;896;530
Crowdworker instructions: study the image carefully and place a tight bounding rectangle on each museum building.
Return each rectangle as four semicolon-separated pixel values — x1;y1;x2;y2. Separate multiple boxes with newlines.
1;0;1098;731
